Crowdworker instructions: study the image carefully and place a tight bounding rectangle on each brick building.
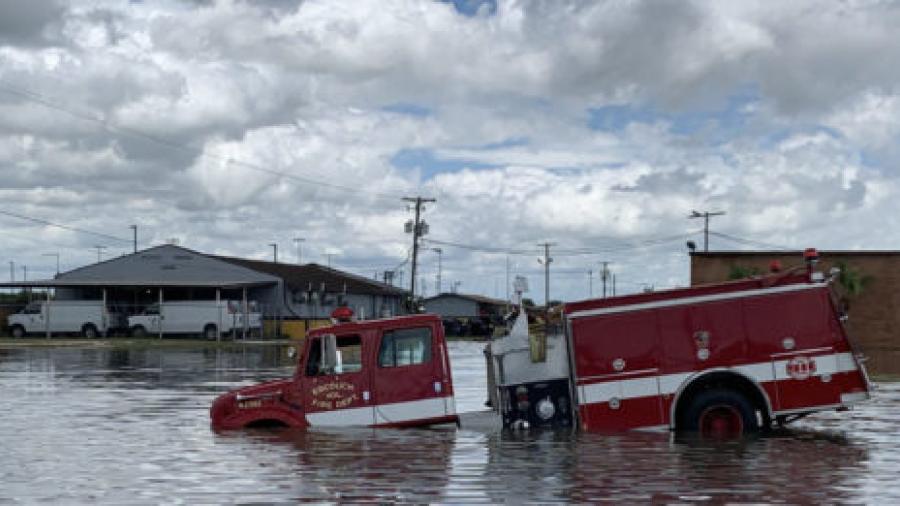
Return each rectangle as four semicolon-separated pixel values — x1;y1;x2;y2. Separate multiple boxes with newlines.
690;250;900;376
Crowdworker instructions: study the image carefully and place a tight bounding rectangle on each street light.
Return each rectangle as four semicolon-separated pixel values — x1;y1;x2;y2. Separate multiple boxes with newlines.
431;248;443;294
293;237;305;264
129;225;137;253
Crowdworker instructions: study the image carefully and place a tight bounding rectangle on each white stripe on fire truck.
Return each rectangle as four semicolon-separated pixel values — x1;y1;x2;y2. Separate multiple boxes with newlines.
567;283;822;320
374;396;456;425
305;396;455;427
577;352;857;406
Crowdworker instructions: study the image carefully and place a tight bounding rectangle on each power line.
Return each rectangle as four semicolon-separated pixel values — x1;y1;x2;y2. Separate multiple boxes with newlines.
708;231;793;251
0;80;406;202
422;237;538;255
0;209;131;244
424;230;701;257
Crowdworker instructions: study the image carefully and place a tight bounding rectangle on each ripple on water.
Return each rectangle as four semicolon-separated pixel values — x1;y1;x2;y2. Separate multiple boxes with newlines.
0;344;898;503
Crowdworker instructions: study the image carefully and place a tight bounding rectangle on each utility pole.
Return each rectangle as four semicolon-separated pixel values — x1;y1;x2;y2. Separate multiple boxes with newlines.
42;253;59;276
537;242;555;328
324;253;336;268
588;268;593;298
21;265;26;282
689;210;726;252
9;261;14;282
94;245;106;263
600;261;610;298
403;196;435;300
293;237;305;264
269;243;278;263
431;248;442;294
129;224;137;253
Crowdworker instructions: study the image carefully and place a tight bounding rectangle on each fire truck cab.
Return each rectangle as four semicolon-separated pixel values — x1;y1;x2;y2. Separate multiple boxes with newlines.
493;251;872;435
210;314;458;430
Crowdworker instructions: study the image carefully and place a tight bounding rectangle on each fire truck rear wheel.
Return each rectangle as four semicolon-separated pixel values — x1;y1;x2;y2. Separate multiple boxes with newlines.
204;324;218;340
683;388;759;437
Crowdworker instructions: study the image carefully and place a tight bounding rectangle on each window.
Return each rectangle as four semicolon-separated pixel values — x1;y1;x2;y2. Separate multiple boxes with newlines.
305;335;363;376
23;303;41;315
379;327;432;367
143;304;159;315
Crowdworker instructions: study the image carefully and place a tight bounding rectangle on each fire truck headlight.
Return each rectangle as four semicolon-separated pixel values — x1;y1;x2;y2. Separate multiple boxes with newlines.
536;397;555;421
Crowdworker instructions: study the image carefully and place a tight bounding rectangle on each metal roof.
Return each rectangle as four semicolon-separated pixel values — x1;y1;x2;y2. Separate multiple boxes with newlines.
423;292;509;306
4;244;281;289
0;279;275;289
214;256;408;296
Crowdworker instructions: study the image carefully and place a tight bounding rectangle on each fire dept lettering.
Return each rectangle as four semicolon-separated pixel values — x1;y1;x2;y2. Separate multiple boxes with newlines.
311;381;357;410
786;356;817;380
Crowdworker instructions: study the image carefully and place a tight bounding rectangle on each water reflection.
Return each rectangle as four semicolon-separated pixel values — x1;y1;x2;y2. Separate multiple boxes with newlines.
0;343;897;504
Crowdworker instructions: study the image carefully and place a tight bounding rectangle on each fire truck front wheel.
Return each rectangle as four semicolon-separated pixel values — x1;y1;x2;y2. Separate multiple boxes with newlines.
682;388;759;437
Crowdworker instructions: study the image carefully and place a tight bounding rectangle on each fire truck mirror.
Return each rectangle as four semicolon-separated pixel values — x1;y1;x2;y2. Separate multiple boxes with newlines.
286;346;297;359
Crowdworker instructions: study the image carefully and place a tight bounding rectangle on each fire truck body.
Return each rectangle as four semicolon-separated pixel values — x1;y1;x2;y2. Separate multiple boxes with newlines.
498;265;871;434
210;314;458;430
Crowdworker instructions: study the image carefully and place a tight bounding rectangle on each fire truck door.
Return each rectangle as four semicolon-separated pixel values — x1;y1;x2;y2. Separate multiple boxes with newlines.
571;312;665;431
371;324;445;426
301;332;375;426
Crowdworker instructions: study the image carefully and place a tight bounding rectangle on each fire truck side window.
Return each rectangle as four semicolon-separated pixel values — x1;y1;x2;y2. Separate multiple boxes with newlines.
378;327;432;367
305;335;363;376
306;338;322;376
335;336;363;373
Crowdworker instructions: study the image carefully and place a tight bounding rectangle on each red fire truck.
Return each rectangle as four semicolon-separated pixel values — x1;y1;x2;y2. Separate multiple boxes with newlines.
492;250;872;435
210;314;458;430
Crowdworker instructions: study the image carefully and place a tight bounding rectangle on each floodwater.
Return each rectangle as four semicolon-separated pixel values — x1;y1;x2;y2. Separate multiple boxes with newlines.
1;342;898;504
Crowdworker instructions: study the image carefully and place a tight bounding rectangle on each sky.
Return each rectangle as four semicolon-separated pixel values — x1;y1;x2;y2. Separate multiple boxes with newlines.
1;0;899;304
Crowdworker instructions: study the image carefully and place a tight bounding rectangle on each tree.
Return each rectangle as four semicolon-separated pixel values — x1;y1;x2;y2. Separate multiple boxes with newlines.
522;298;535;307
835;261;871;298
728;265;762;280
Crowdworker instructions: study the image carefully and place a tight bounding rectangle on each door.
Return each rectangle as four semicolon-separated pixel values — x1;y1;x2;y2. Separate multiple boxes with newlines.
301;332;374;426
144;304;162;333
571;311;664;431
24;303;43;333
371;323;446;426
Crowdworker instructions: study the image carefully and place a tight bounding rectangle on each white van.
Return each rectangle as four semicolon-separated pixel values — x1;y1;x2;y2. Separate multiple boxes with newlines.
128;300;262;339
7;300;127;338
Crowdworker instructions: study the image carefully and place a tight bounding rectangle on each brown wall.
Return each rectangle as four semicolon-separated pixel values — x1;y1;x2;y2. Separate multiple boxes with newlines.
691;251;900;377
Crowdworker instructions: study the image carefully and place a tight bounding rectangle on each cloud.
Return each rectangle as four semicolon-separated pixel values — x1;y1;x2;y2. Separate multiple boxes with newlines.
0;0;65;47
2;0;900;299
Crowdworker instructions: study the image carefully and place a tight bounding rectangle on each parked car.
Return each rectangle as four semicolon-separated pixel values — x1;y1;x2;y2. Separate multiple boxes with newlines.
128;300;262;339
7;300;127;338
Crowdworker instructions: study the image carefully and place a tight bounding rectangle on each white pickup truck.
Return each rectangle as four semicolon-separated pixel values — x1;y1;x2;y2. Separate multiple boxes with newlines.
128;300;262;339
7;300;127;338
